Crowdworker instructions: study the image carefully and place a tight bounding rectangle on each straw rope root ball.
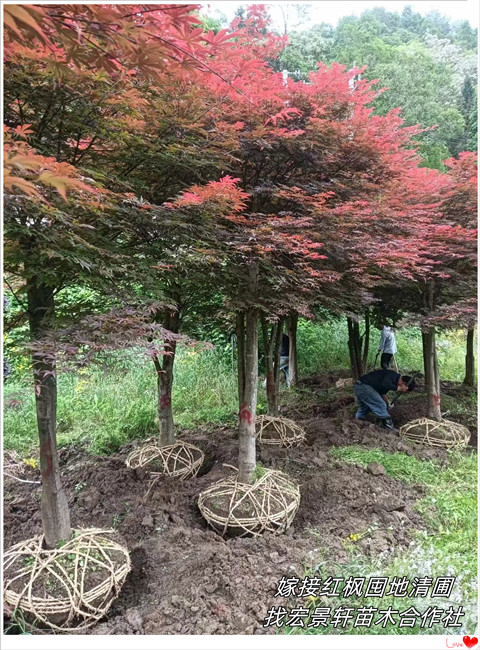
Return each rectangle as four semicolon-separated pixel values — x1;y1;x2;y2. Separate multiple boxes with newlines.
399;418;471;449
255;415;306;448
198;469;300;537
3;528;131;633
126;440;204;479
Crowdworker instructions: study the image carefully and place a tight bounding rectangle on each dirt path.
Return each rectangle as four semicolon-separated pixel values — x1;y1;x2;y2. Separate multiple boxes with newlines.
3;376;476;635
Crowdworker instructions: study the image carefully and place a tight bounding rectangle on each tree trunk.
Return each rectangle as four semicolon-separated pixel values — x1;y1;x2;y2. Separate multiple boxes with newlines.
433;334;441;402
261;317;285;416
423;328;442;420
362;308;370;371
355;321;363;377
464;328;475;386
347;316;367;379
155;309;179;447
238;265;259;484
421;329;428;379
236;312;246;408
423;281;441;420
261;317;277;416
273;319;284;399
347;317;358;380
27;281;71;549
287;312;299;387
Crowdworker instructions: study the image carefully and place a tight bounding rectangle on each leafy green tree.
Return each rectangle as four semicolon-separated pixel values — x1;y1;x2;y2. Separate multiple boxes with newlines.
454;20;477;50
277;7;477;169
276;23;334;78
460;76;478;152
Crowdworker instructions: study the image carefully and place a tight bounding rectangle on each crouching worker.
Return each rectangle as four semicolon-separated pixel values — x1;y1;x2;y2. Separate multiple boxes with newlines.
354;369;415;433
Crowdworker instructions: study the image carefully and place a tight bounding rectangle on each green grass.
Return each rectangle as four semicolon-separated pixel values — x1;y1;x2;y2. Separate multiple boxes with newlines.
297;319;351;373
297;319;473;381
3;321;473;455
3;347;240;455
286;447;478;636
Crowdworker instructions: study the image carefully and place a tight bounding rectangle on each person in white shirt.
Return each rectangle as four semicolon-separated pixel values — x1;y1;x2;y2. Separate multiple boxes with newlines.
378;325;397;369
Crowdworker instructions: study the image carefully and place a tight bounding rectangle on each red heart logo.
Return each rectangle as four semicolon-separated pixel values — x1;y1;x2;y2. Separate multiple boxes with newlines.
463;637;478;649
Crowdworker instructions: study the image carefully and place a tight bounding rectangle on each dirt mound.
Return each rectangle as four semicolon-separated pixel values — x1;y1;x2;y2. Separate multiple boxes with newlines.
297;369;350;391
284;375;476;456
297;416;450;461
4;424;428;635
294;463;424;557
4;377;475;635
99;527;316;635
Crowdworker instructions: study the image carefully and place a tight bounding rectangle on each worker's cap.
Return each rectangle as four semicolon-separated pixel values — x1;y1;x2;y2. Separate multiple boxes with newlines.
401;375;416;391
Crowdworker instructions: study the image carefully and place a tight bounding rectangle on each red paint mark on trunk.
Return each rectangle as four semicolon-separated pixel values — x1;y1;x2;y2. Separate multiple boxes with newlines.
40;439;53;476
239;402;252;424
159;394;171;409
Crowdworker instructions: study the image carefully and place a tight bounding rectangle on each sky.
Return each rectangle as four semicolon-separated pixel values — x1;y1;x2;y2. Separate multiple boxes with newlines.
203;0;479;29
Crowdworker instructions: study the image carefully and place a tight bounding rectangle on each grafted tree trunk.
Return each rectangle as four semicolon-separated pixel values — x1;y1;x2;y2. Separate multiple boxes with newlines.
347;311;370;380
287;312;299;387
273;320;283;398
27;281;71;549
362;309;370;372
261;316;284;416
236;311;246;407
153;309;179;447
464;328;475;386
423;282;442;420
238;264;259;484
261;317;276;416
421;329;428;379
423;328;442;420
347;317;358;379
433;334;441;402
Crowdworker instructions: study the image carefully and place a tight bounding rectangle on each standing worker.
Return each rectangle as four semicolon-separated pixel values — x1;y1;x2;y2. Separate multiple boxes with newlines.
354;369;415;433
377;325;397;369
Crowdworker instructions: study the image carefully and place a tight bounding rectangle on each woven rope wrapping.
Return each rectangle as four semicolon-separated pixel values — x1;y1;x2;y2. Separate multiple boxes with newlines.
256;415;306;448
198;469;300;538
126;440;204;480
3;528;131;633
399;418;471;449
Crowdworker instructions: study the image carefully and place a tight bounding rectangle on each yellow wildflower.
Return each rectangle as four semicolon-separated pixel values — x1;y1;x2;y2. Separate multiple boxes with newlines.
75;379;89;393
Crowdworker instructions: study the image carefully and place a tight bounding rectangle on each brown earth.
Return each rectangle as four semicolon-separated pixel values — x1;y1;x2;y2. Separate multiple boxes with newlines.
3;374;476;635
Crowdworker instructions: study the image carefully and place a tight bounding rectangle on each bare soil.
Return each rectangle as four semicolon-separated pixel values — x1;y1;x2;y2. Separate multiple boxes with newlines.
3;374;476;635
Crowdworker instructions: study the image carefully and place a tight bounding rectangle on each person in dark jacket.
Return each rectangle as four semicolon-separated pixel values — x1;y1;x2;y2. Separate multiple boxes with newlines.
354;369;415;433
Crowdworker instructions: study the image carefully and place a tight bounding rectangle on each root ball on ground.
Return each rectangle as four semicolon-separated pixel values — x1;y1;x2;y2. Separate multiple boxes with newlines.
126;440;204;480
3;528;131;633
399;418;470;449
255;415;306;448
198;469;300;537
